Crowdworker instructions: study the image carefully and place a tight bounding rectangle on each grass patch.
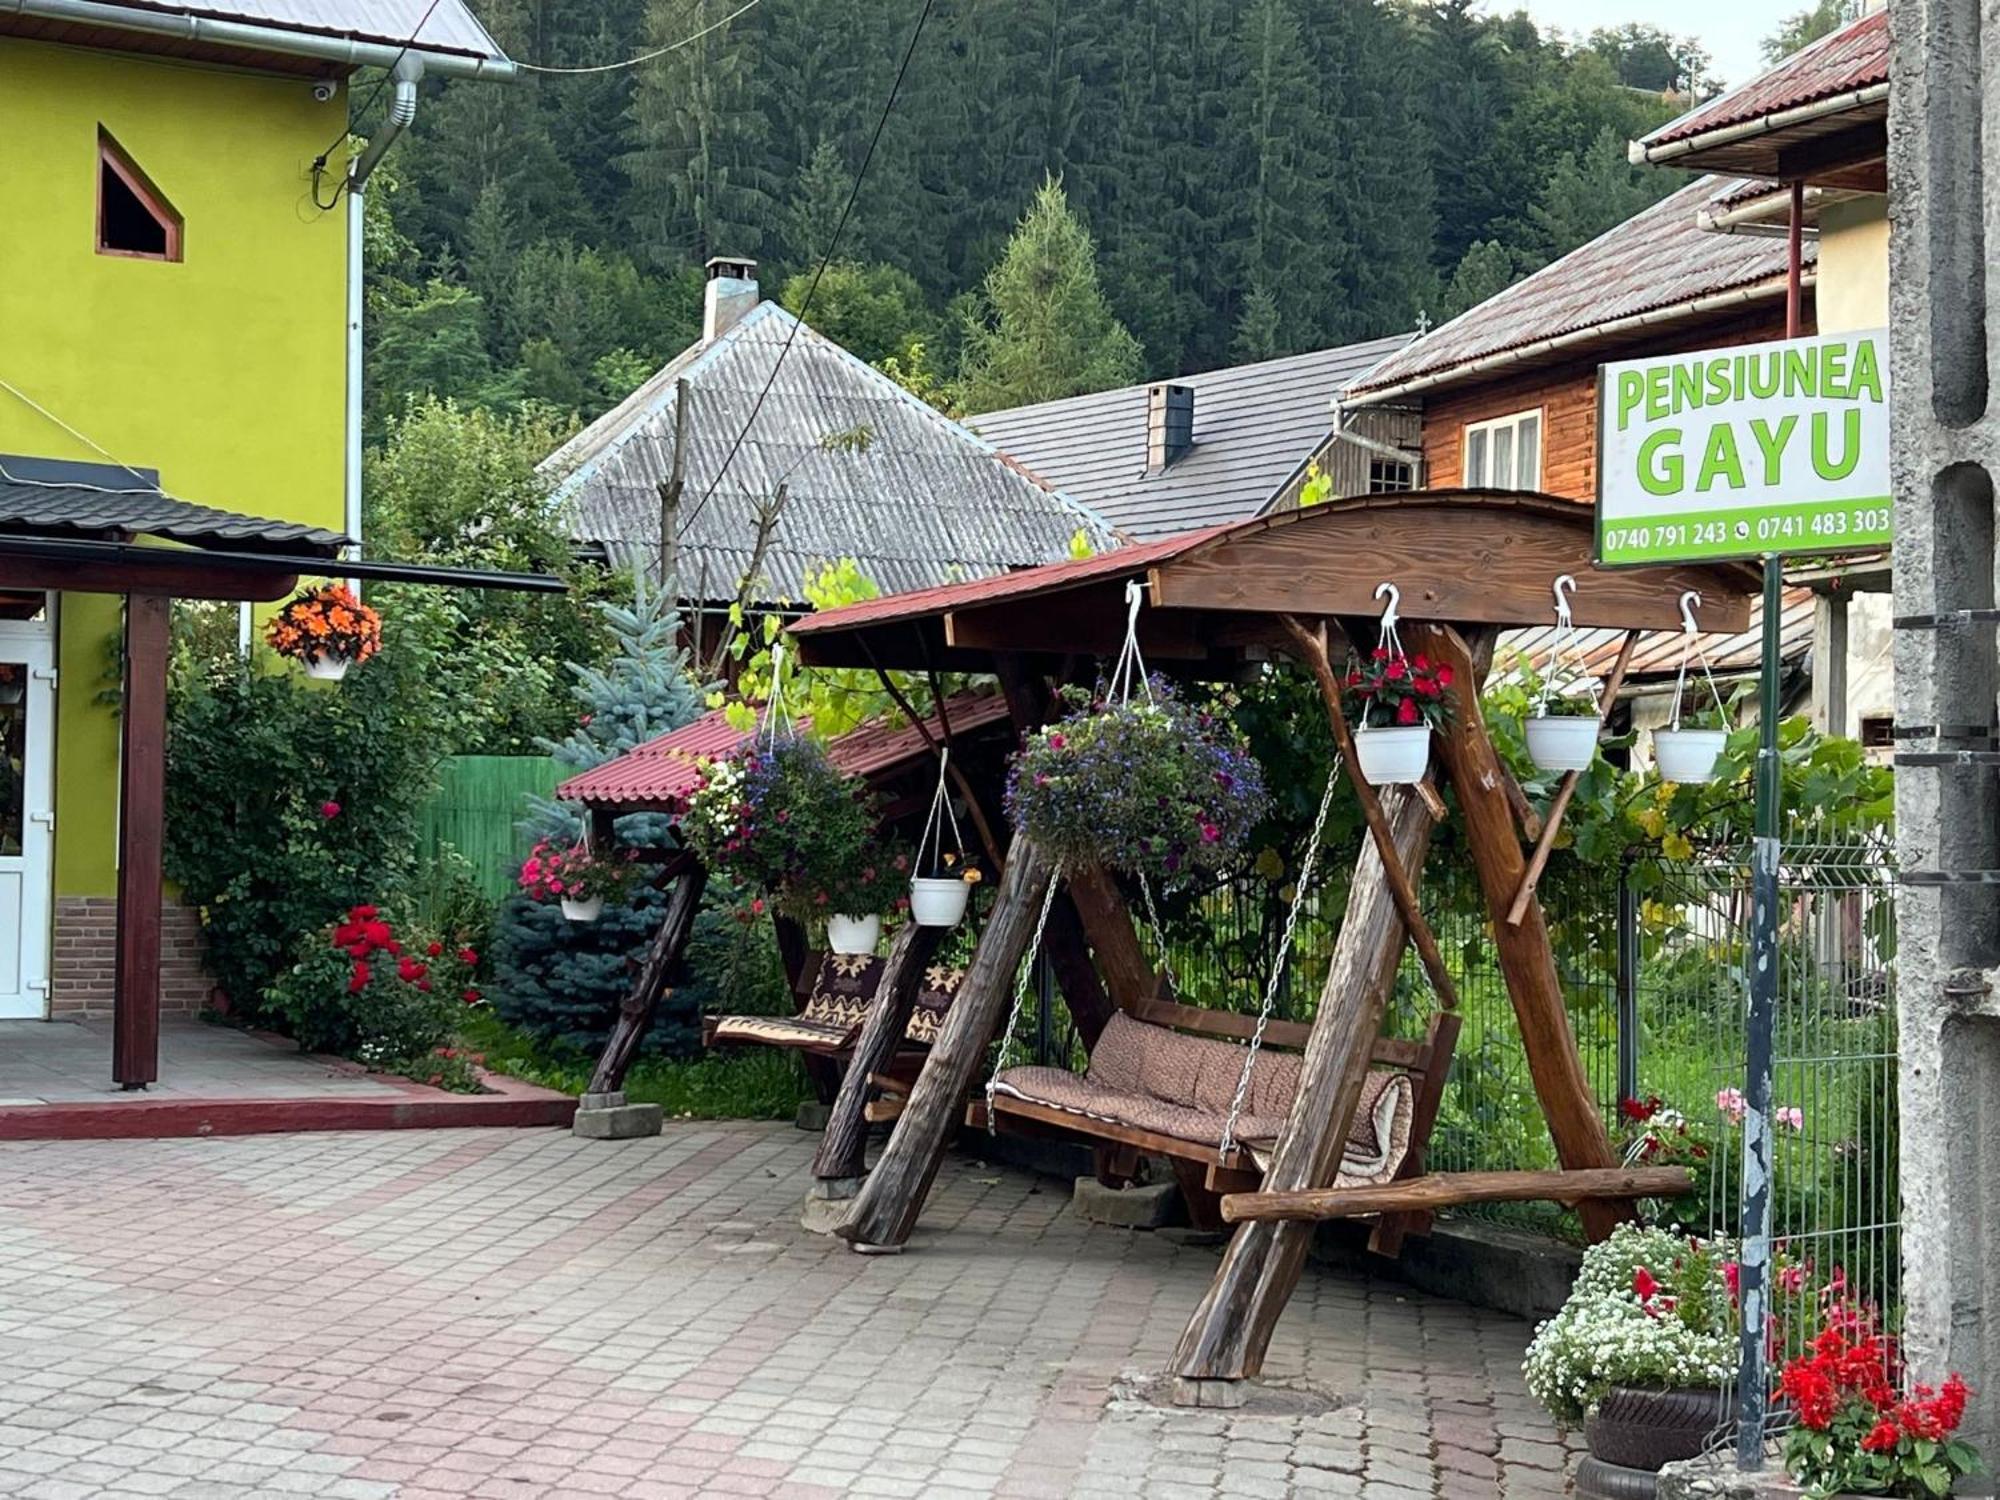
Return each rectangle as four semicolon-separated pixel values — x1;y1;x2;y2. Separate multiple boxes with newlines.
458;1010;812;1121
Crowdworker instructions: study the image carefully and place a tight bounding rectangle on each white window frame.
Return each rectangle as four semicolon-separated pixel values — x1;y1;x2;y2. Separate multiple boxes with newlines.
1462;407;1543;492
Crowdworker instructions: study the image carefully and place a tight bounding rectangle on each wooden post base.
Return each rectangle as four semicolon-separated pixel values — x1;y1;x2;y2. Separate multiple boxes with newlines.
1170;1378;1247;1410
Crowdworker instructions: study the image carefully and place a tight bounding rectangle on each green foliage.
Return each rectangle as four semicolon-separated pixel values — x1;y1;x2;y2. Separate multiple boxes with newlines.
1528;126;1680;265
781;261;936;369
721;558;909;740
266;905;480;1066
956;177;1144;412
1763;1;1862;65
490;884;686;1053
1438;240;1521;323
164;649;439;1019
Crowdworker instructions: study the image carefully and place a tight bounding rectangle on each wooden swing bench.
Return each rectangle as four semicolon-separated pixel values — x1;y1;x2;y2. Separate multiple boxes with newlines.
704;950;965;1085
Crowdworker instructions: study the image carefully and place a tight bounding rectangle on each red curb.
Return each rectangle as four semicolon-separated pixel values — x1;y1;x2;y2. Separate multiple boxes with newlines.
0;1064;577;1141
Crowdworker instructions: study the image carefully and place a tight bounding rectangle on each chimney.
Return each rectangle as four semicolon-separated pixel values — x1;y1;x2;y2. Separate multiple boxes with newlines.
704;255;759;341
1146;383;1194;471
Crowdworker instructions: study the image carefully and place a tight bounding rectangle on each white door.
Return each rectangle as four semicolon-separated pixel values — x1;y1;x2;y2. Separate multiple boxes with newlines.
0;621;54;1019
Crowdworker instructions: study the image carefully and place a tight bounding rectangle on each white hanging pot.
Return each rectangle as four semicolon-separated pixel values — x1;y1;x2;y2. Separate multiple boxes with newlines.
561;896;604;923
304;652;352;682
1654;727;1727;785
1354;724;1431;786
1526;714;1600;774
909;877;972;928
826;913;882;955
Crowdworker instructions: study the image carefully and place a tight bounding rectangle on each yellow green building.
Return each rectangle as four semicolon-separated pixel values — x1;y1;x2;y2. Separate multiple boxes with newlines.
0;0;512;1022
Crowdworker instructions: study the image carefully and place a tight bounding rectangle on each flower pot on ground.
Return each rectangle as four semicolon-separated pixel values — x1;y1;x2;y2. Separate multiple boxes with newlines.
265;584;381;678
560;895;604;923
1653;726;1727;785
518;840;639;921
1525;1225;1738;1491
826;912;882;955
1006;677;1268;884
1526;699;1601;774
1353;724;1432;785
1341;648;1454;787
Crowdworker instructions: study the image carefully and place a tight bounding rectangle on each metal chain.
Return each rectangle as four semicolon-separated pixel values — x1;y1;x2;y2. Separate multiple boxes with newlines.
1136;870;1179;992
984;862;1065;1129
1218;755;1343;1162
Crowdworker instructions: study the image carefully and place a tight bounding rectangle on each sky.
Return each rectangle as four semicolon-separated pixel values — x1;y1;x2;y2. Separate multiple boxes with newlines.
1511;0;1804;89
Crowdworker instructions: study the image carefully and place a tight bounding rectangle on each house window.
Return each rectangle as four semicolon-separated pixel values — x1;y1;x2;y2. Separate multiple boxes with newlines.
1463;408;1541;491
97;129;182;261
1368;457;1415;493
1859;715;1893;749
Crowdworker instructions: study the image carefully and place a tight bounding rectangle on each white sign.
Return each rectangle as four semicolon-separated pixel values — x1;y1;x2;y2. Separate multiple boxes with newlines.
1596;329;1890;565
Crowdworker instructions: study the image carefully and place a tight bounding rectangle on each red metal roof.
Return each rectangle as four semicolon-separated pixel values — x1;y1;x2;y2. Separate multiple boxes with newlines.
787;526;1228;638
556;693;1013;810
1642;11;1888;152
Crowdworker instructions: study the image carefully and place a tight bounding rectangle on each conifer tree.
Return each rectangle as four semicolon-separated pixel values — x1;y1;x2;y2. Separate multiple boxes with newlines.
956;176;1144;412
1231;281;1284;363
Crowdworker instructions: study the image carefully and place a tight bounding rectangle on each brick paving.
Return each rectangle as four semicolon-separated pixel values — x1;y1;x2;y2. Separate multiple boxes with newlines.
0;1021;407;1104
0;1124;1580;1498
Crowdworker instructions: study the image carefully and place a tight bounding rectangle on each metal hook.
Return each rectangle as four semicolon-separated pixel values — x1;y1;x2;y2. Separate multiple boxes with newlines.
1552;574;1576;620
1678;590;1702;636
1374;581;1400;628
1124;577;1145;626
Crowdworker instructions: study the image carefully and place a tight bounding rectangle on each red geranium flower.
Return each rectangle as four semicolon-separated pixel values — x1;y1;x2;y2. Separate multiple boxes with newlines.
1861;1419;1901;1453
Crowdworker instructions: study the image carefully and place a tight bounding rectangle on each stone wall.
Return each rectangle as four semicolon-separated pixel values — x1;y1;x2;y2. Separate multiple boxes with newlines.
49;895;213;1020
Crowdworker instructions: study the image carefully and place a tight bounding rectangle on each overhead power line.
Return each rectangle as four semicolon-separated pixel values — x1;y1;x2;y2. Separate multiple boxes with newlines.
514;0;763;74
676;0;938;544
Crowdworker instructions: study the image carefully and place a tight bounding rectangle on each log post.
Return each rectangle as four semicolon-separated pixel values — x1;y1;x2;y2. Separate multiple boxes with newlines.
587;863;708;1095
810;919;949;1195
1062;864;1158;1013
1040;893;1118;1050
1420;624;1634;1241
1170;787;1435;1388
834;836;1056;1251
113;592;170;1090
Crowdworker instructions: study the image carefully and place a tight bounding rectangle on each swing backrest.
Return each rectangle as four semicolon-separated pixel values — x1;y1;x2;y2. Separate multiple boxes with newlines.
1119;991;1431;1076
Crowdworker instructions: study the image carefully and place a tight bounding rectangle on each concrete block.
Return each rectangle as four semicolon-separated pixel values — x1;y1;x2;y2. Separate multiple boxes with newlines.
572;1092;663;1140
795;1100;832;1132
1072;1176;1180;1229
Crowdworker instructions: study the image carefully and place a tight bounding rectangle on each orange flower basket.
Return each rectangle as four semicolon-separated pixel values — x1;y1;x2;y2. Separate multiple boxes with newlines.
265;584;382;681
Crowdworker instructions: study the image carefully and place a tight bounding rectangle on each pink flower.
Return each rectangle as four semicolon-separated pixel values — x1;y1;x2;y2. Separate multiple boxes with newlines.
1776;1105;1804;1132
1716;1087;1747;1124
1778;1264;1806;1295
1048;733;1066;749
320;800;341;819
1633;1267;1659;1303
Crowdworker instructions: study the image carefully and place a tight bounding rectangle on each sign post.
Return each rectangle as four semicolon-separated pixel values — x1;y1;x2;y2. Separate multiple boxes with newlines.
1595;326;1890;1470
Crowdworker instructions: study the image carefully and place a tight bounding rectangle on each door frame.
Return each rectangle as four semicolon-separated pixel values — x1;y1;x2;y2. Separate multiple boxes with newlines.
0;607;55;1020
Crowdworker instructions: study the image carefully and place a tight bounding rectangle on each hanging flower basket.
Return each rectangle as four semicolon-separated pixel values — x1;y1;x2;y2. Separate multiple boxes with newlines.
1525;701;1601;774
265;583;381;680
1654;724;1728;785
1342;648;1453;786
1005;677;1268;884
1654;590;1732;786
518;840;638;922
909;749;981;928
681;735;900;925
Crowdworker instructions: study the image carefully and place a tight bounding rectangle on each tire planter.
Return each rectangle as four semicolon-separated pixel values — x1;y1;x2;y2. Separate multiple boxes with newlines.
909;877;971;929
1584;1386;1730;1472
1573;1455;1667;1500
1653;727;1727;784
304;652;353;682
826;912;882;956
1353;725;1431;786
561;896;604;923
1526;714;1600;774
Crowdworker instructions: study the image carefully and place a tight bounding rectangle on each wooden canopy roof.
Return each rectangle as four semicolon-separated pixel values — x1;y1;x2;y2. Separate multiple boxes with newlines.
789;489;1756;673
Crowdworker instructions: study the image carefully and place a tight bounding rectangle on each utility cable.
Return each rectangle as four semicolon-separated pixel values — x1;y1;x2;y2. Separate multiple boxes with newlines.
675;0;937;543
514;0;762;74
310;0;448;210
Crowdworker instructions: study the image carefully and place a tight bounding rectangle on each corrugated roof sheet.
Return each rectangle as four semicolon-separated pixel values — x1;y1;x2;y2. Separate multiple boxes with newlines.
557;692;1012;810
75;0;509;60
546;302;1117;603
0;458;346;550
966;334;1414;541
1503;586;1814;689
1343;177;1815;400
1642;11;1888;152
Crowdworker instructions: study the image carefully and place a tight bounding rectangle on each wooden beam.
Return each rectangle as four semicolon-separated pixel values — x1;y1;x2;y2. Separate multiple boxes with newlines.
1280;614;1459;1013
0;557;297;603
1040;891;1118;1050
1062;864;1158;1012
1419;624;1633;1241
834;835;1058;1251
1170;786;1435;1384
586;862;708;1095
811;920;948;1188
945;598;1213;661
1506;631;1640;926
1221;1167;1695;1224
113;593;170;1089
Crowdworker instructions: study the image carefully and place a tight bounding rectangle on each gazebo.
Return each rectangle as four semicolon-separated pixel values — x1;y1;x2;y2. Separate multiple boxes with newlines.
778;489;1755;1400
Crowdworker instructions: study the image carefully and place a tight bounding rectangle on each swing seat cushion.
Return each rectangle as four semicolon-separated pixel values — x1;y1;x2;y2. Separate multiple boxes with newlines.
708;954;966;1052
991;1013;1415;1184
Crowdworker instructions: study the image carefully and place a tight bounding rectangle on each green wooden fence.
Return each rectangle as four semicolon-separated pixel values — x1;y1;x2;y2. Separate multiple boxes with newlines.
417;755;566;899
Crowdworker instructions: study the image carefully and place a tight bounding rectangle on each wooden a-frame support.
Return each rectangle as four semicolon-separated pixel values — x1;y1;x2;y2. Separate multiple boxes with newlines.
587;857;708;1096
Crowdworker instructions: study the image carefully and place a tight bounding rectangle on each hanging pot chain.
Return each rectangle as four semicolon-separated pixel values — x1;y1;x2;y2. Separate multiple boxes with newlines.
984;862;1065;1130
1136;869;1178;993
1218;754;1342;1162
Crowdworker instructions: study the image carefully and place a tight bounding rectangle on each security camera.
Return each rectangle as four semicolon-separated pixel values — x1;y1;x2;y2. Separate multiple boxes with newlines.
312;78;338;103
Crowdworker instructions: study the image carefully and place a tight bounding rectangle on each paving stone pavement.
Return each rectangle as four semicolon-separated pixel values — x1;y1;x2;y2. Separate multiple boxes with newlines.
0;1124;1582;1498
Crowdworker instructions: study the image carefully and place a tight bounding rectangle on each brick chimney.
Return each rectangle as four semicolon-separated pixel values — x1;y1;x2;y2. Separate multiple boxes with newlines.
1146;383;1194;471
704;256;759;341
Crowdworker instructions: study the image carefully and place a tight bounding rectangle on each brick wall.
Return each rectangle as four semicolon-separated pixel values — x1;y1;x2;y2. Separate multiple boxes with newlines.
49;896;213;1020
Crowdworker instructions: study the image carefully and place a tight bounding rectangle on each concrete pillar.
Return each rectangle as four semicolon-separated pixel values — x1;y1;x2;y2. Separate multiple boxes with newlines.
1889;0;2000;1450
1813;589;1850;735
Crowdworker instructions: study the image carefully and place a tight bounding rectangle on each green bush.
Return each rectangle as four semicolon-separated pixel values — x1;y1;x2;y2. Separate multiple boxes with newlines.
490;885;681;1053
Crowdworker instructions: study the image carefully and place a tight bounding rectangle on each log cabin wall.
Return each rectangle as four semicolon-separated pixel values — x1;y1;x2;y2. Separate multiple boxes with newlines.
1416;302;1804;502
